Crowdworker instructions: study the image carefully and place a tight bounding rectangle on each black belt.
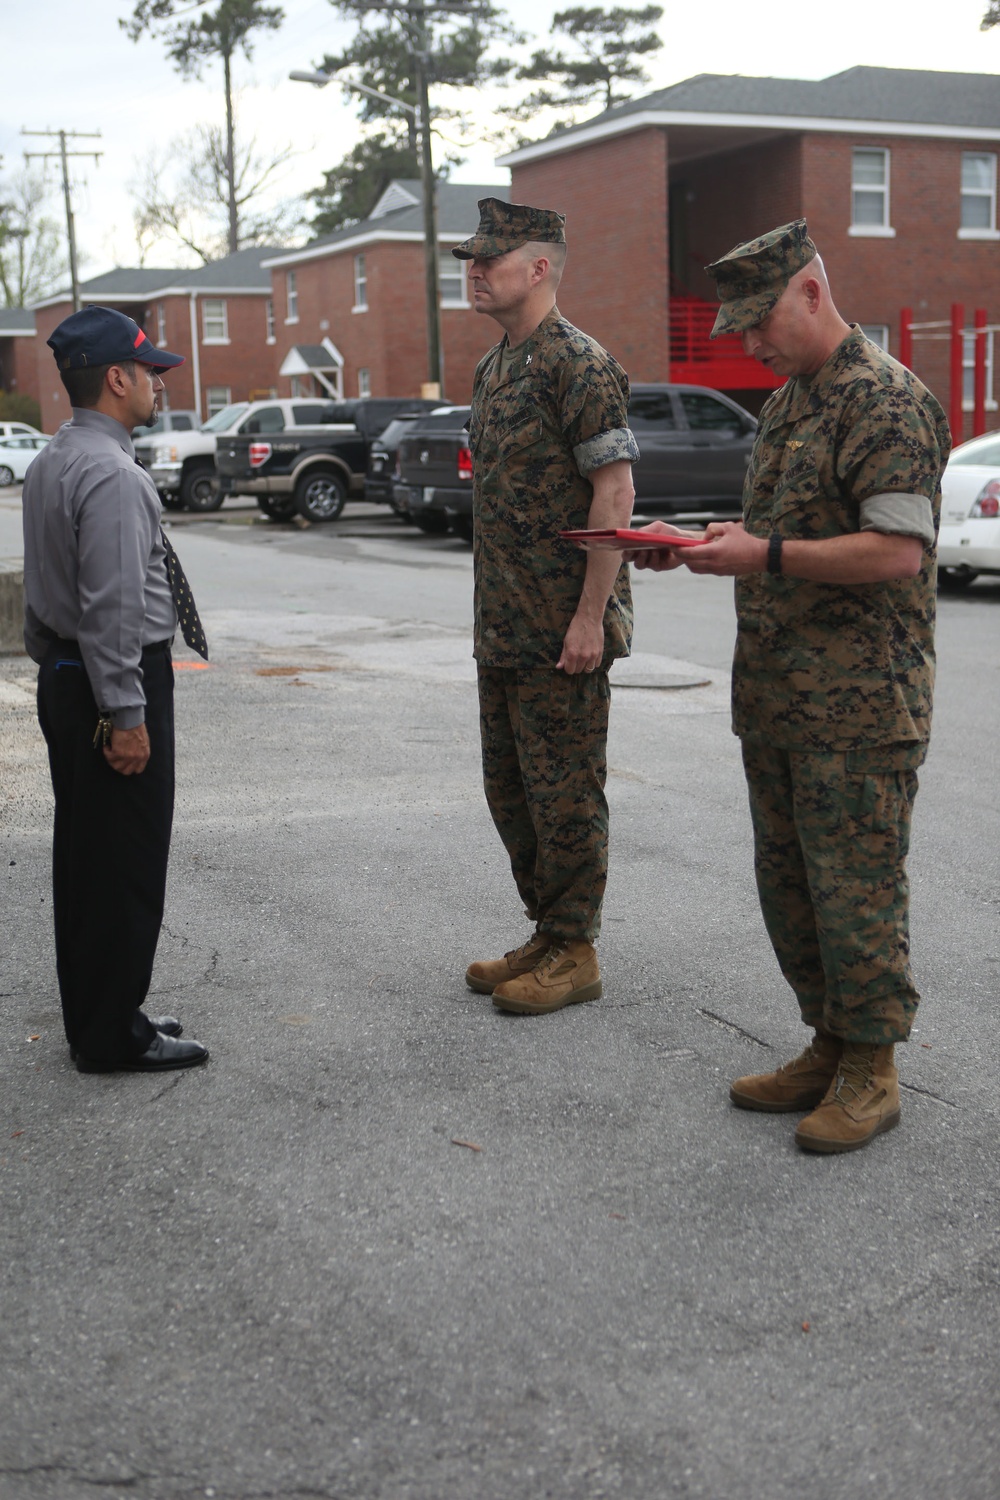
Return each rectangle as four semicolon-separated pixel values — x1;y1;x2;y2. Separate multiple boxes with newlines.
42;632;172;658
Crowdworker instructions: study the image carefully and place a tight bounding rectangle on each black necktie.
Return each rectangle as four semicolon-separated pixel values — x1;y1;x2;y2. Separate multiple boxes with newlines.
134;452;209;659
161;529;209;660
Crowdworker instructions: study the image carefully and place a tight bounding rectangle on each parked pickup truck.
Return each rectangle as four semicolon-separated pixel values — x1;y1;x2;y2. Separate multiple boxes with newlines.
392;407;474;539
215;397;442;522
134;398;335;512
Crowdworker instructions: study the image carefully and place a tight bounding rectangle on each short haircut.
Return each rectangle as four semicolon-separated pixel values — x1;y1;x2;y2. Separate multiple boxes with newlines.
523;240;567;286
59;359;137;409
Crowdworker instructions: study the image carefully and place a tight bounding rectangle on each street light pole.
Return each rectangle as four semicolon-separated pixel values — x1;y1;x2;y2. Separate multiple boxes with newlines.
409;4;444;399
290;0;476;399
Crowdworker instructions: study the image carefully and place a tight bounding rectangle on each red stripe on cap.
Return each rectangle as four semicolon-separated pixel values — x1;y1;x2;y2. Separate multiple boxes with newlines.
134;328;145;348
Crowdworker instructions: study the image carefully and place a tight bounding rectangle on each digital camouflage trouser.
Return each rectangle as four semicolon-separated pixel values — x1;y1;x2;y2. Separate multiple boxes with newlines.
478;665;611;944
741;737;924;1045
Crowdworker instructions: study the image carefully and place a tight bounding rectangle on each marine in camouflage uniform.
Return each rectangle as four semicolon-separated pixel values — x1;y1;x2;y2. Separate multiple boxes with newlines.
635;220;949;1151
452;199;639;1014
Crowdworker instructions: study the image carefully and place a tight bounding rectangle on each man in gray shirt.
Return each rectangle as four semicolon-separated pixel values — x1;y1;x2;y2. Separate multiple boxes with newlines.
23;305;210;1072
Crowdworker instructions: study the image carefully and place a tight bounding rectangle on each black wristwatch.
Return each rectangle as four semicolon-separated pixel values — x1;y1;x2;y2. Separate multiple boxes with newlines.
767;533;783;576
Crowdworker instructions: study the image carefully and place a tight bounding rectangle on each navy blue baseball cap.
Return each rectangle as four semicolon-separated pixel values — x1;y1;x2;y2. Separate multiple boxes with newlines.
48;305;184;373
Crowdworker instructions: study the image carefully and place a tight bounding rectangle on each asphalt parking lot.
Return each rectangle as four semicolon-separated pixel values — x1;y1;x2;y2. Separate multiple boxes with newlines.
2;491;999;1500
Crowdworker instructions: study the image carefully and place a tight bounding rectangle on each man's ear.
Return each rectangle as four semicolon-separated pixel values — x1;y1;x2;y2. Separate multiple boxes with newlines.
801;277;823;314
531;255;551;288
105;364;130;398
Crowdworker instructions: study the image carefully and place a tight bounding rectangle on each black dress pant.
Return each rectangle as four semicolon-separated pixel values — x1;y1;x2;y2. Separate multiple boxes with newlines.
37;640;175;1063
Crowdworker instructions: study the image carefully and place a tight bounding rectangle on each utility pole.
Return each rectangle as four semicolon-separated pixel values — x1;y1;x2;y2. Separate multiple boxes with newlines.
22;129;102;312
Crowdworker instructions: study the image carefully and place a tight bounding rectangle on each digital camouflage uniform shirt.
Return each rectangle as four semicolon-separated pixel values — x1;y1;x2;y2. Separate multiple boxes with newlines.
735;326;951;755
468;306;639;665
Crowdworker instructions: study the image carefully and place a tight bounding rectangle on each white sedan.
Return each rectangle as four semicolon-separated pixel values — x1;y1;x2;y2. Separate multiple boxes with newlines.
0;433;50;486
938;429;1000;591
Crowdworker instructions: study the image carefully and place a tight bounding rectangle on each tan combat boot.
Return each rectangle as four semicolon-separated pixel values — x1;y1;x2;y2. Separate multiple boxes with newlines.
491;940;601;1015
730;1031;842;1112
465;932;552;995
795;1043;901;1154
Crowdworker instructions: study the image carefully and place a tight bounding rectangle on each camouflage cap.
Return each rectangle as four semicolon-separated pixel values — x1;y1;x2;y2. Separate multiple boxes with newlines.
705;219;818;339
451;197;566;260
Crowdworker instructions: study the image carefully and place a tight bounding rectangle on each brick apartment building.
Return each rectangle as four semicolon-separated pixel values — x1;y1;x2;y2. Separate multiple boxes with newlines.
0;307;40;411
31;247;279;430
501;66;1000;437
262;182;501;405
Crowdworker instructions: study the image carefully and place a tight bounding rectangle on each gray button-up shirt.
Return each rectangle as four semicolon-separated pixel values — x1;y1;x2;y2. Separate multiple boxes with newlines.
22;408;177;728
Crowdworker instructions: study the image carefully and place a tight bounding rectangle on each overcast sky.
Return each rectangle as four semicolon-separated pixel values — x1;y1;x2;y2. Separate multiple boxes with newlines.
2;0;998;285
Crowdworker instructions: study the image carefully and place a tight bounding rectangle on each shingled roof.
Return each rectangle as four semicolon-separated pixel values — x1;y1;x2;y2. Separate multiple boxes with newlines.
500;66;1000;164
31;247;280;309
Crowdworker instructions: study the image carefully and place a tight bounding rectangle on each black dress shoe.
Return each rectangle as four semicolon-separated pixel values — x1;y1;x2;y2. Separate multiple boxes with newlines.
148;1015;183;1038
76;1034;209;1073
69;1015;183;1062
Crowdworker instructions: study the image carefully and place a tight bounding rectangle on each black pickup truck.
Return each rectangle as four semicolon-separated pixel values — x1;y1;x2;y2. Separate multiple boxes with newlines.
214;397;441;522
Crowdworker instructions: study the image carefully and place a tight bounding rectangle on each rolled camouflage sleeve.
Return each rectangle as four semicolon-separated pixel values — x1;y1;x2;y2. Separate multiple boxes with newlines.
836;388;950;511
859;492;936;545
574;426;640;476
554;346;637;479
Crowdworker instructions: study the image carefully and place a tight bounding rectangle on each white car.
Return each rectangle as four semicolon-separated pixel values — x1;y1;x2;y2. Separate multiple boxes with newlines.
0;433;51;486
0;421;43;441
938;430;1000;591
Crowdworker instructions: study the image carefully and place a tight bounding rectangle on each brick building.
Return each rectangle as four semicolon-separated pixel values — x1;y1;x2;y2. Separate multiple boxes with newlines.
262;182;502;405
501;66;1000;436
0;307;40;412
31;248;279;430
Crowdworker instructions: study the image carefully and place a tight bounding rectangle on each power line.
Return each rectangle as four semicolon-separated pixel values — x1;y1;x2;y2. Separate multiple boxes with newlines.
22;128;103;312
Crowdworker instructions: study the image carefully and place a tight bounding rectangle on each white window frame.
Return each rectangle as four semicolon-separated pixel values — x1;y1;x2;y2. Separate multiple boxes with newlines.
439;253;469;308
859;324;890;352
959;152;1000;241
358;367;371;398
962;330;997;412
265;297;275;343
156;303;167;345
205;385;232;417
849;148;895;238
286;270;299;323
201;298;229;343
353;253;368;313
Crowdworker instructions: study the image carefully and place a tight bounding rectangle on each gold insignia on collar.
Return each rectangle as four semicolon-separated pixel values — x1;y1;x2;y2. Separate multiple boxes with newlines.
787;439;804;450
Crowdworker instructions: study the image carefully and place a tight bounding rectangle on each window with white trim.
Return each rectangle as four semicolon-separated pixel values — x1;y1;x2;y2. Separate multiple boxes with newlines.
205;385;232;417
286;270;298;322
202;298;228;342
859;324;890;351
960;153;998;235
850;149;893;235
157;303;167;345
963;330;997;410
353;254;368;311
439;257;467;306
265;298;275;342
358;368;371;398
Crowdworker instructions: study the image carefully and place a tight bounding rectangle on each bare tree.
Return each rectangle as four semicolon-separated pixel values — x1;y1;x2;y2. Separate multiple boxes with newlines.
130;121;301;263
122;0;285;254
0;168;68;307
982;1;999;26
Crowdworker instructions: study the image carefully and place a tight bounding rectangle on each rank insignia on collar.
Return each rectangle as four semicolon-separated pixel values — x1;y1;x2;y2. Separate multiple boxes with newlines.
786;439;804;450
525;354;532;365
